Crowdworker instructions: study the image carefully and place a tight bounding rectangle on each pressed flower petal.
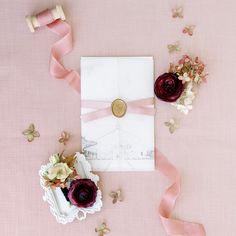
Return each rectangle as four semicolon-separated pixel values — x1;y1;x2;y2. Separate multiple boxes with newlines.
172;6;184;18
22;123;40;142
33;131;40;137
27;134;34;142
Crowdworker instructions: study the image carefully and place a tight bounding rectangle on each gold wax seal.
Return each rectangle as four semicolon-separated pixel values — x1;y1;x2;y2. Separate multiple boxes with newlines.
111;99;127;118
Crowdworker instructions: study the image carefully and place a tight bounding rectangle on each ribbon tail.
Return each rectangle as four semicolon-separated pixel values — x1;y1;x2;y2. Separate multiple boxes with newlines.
128;106;156;116
156;150;206;236
65;70;81;93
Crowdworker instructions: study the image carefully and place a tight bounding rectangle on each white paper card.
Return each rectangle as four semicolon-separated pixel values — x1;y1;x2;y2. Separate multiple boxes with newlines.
81;57;155;171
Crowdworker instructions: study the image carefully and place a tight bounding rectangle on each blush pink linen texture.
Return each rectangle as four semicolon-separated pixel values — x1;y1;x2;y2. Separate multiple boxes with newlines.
38;11;205;235
0;0;236;236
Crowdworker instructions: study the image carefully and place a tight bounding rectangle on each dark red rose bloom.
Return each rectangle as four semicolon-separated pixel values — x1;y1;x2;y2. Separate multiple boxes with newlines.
68;179;98;208
154;73;183;102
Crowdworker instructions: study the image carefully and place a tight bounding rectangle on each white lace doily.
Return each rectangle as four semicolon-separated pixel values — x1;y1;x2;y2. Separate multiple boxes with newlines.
39;152;103;224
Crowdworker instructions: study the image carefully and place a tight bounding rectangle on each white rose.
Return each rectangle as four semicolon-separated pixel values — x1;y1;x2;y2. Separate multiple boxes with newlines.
47;163;73;182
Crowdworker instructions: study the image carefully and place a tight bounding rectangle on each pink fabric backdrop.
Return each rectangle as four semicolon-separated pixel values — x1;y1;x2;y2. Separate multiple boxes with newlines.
1;0;236;235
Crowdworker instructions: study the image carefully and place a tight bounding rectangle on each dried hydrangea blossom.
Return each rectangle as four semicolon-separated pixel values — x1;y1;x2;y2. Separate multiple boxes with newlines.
58;131;70;145
182;25;195;36
164;118;178;134
109;189;123;204
168;55;208;114
169;55;207;84
172;81;195;114
167;41;181;54
172;6;184;18
95;222;110;236
22;123;40;142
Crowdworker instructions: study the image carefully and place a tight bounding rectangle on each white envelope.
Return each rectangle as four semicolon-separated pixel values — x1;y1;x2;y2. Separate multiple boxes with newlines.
81;57;155;171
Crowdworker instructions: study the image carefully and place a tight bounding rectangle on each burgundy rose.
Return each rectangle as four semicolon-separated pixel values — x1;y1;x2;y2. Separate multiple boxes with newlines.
68;179;98;208
154;73;183;102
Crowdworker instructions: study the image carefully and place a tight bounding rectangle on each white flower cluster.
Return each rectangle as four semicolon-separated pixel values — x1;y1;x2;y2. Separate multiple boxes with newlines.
178;72;191;83
172;82;195;114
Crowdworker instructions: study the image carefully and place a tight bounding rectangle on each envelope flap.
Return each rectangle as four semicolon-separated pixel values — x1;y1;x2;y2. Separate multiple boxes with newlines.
81;57;154;102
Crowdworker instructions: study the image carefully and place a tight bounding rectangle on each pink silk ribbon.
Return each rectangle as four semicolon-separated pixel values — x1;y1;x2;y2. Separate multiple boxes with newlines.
37;13;80;93
156;150;206;236
35;10;205;235
81;97;156;122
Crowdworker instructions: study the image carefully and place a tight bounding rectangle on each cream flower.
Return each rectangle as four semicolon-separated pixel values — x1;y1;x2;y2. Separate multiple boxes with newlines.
175;103;193;114
194;74;201;83
46;163;73;182
179;72;191;83
49;153;60;165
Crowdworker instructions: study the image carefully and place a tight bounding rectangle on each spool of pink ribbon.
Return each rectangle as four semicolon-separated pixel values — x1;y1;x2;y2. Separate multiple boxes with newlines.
25;5;80;93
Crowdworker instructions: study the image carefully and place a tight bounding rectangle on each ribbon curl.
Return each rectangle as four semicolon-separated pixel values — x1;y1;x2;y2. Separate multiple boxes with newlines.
37;12;80;93
156;150;206;236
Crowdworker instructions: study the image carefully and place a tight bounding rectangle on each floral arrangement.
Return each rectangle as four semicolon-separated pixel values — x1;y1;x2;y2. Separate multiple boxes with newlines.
154;55;207;114
42;152;98;209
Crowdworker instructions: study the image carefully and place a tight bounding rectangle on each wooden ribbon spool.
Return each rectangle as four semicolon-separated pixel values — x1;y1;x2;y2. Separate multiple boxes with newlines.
25;5;66;32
